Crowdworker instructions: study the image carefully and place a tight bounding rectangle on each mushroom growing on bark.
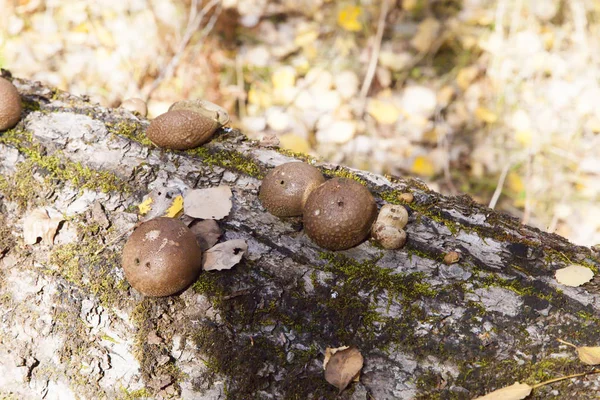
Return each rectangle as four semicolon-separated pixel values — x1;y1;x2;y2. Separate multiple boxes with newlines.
303;178;377;250
146;99;229;150
371;204;409;250
0;77;22;131
121;217;203;297
259;162;325;217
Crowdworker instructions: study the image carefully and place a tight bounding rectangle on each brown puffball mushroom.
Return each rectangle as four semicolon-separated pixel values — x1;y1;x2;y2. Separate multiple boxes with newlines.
303;178;377;251
120;98;148;117
259;162;325;217
376;204;408;230
122;217;203;297
146;109;219;150
372;222;407;250
0;77;22;131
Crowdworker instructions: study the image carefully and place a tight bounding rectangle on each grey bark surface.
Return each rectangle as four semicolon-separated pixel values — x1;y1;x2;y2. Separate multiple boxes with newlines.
1;72;600;400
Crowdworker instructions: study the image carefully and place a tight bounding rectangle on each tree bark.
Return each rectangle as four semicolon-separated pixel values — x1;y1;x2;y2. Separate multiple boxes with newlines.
1;72;599;399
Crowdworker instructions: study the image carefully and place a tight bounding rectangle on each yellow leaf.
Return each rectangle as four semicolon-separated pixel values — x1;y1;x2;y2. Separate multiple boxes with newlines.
138;197;153;215
578;346;600;365
475;107;498;124
165;195;184;218
295;25;319;47
272;66;296;90
367;99;400;124
402;0;418;11
555;265;594;287
279;134;311;154
473;382;532;400
514;129;533;147
507;172;524;194
411;156;436;177
456;66;478;91
338;5;362;32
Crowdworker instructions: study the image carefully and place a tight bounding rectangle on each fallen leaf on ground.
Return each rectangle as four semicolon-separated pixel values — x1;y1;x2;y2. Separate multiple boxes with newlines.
202;239;247;271
555;264;594;287
338;5;362;32
138;197;153;215
165;195;184;218
578;347;600;365
323;347;363;394
473;382;532;400
190;219;222;251
184;186;233;220
323;346;350;370
23;207;64;245
475;106;498;123
139;189;183;221
411;155;436;177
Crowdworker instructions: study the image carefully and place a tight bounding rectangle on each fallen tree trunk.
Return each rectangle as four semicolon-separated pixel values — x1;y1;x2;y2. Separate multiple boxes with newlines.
1;71;599;400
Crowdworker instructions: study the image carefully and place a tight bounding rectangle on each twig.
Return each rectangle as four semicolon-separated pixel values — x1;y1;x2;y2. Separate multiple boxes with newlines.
531;370;600;389
358;0;390;115
488;163;510;210
144;0;222;100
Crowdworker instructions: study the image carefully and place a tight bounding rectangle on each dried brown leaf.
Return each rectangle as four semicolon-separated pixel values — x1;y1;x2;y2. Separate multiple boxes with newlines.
189;219;222;251
184;186;232;220
473;382;532;400
577;346;600;365
323;347;363;394
202;239;247;271
23;207;63;245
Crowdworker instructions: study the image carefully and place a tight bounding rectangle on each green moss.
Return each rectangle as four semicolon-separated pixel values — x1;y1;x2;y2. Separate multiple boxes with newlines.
106;120;152;147
21;97;41;112
187;146;264;178
117;387;152;400
48;221;126;308
320;167;367;185
0;129;130;194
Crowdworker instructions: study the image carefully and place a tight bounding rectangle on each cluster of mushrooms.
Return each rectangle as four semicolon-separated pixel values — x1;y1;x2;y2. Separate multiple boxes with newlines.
120;100;231;297
259;162;410;251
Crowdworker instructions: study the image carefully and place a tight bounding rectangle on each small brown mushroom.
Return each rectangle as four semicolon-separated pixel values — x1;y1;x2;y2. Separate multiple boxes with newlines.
146;109;219;150
303;178;377;250
120;98;148;117
259;162;325;217
121;217;203;297
0;77;22;131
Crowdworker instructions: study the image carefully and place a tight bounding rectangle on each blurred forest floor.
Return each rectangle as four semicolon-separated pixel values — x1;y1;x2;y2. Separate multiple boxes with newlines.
1;0;599;247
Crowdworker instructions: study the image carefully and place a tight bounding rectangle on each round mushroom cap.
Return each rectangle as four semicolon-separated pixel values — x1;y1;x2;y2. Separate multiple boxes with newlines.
0;77;22;131
122;217;203;297
146;109;218;150
259;162;325;217
303;178;377;250
376;204;408;230
372;222;407;250
120;98;148;117
169;99;229;126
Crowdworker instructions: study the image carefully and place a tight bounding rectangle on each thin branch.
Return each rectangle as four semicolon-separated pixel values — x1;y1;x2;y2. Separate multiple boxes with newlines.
144;0;222;100
488;163;510;210
358;0;390;115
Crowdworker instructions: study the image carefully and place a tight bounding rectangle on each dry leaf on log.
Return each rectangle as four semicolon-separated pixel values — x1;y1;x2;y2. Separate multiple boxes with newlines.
203;239;247;271
23;207;63;245
473;382;532;400
184;186;232;220
555;264;594;287
323;346;363;394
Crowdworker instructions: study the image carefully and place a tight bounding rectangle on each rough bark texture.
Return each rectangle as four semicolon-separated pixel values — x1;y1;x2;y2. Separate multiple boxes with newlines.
1;71;600;400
